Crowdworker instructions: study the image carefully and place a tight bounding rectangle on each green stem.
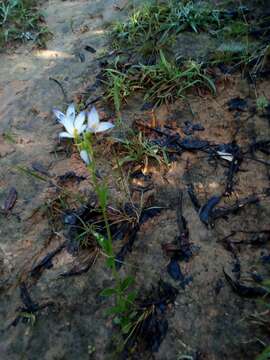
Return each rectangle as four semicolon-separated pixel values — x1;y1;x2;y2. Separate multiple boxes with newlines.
84;134;121;296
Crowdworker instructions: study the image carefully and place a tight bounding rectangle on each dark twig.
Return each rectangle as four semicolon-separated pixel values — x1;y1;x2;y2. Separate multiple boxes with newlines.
49;77;68;103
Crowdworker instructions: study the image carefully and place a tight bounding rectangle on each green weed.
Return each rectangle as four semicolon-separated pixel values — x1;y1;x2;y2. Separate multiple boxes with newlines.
116;131;168;167
105;0;268;109
111;1;221;58
211;40;250;65
251;280;270;360
257;346;270;360
0;0;48;47
79;132;138;339
2;129;16;143
104;67;132;112
104;51;215;108
221;20;249;38
256;96;269;112
139;52;216;105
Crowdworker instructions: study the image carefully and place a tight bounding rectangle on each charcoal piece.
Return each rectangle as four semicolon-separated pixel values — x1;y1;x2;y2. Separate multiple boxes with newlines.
199;196;221;226
84;45;96;53
141;313;168;353
176;191;192;261
187;184;201;212
63;213;78;226
250;272;264;283
115;225;139;270
248;231;270;246
112;222;130;241
141;102;155;111
261;254;270;264
212;195;260;220
20;283;39;312
31;162;50;176
58;171;86;183
180;275;193;289
167;259;184;281
250;140;270;155
139;207;162;226
223;142;242;195
214;279;224;295
30;243;66;276
182;121;205;135
224;270;267;297
228;97;247;112
3;187;17;214
179;138;209;150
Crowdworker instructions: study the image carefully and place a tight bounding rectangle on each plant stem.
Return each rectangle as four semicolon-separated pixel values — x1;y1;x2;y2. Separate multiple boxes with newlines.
84;133;121;294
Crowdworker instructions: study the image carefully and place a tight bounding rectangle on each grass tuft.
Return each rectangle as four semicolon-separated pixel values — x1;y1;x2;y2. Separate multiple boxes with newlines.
0;0;49;47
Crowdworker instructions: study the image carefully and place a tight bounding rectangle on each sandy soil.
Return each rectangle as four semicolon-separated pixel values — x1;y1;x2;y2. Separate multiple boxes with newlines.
0;1;270;359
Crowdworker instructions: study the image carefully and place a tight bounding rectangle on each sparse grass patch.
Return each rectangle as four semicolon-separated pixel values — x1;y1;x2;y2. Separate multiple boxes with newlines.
104;67;133;111
0;0;49;47
138;53;216;105
252;280;270;360
116;131;168;168
111;1;221;59
103;51;216;107
102;0;270;111
210;40;251;65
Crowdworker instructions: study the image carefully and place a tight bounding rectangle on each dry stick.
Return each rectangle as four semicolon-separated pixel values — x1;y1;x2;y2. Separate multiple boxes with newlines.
212;194;263;220
49;77;68;103
244;155;270;167
82;96;103;110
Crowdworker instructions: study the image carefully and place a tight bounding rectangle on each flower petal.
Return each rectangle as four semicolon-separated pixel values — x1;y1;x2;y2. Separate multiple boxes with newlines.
87;107;99;130
74;111;86;133
95;122;115;133
80;149;91;165
66;103;76;122
53;109;66;123
62;119;74;135
59;131;74;139
65;104;76;133
80;124;87;133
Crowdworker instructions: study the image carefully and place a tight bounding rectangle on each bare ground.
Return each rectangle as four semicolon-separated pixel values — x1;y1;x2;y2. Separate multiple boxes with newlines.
0;1;270;360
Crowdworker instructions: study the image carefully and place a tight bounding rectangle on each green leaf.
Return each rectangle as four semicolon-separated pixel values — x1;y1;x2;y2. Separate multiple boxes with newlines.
122;322;134;334
119;155;135;166
112;316;121;325
106;257;115;269
97;184;108;209
256;346;270;360
126;291;137;304
129;311;138;320
93;232;109;252
17;166;47;182
105;305;125;316
100;288;117;297
120;276;134;292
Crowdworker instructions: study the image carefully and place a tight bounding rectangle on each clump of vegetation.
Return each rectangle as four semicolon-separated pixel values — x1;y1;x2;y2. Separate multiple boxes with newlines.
104;67;133;112
103;51;215;107
211;41;251;65
0;0;49;47
111;1;221;58
101;0;269;111
138;53;216;105
116;131;168;167
256;96;269;113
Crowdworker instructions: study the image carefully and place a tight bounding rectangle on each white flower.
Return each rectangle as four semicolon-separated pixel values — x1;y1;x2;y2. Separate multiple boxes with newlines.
53;104;86;139
87;107;114;133
80;149;91;165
